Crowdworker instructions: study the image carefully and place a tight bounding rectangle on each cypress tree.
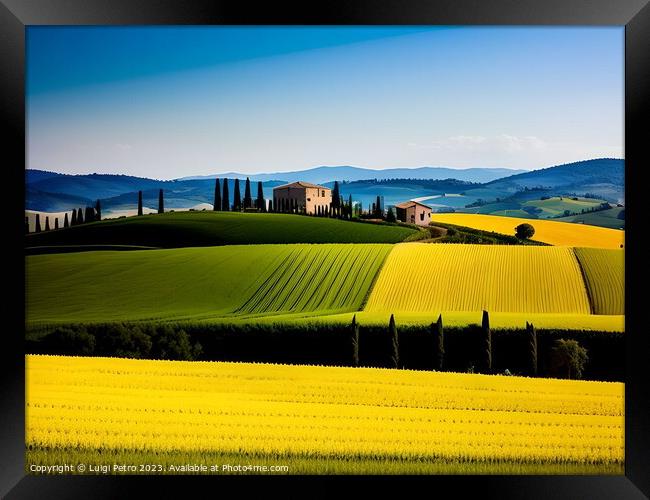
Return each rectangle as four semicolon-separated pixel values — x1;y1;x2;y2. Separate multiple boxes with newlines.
77;208;84;224
158;189;164;214
481;310;492;373
325;205;329;217
25;216;29;234
222;179;230;211
256;181;265;211
137;191;143;216
54;218;59;230
348;194;353;219
433;314;444;371
351;314;360;367
64;212;69;228
213;178;221;211
268;198;273;213
35;214;41;233
527;322;538;376
85;206;94;223
233;178;242;211
389;314;399;369
95;199;102;221
44;216;50;231
71;209;77;226
376;196;382;217
332;181;340;211
244;177;252;209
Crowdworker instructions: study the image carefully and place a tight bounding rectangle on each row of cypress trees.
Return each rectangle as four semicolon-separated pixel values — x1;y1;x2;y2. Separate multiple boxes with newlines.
212;178;266;212
348;311;539;376
27;200;102;234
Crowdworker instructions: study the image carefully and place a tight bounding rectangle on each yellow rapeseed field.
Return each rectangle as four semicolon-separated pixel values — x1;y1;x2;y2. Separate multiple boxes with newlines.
574;248;624;315
26;355;623;472
365;243;591;314
431;213;624;249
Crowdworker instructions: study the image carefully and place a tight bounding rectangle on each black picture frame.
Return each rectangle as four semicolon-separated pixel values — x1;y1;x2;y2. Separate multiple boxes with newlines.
2;0;648;497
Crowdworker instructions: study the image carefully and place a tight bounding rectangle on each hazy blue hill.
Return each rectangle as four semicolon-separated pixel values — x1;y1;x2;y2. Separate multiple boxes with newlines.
483;158;624;201
25;169;65;184
28;172;172;200
330;178;480;208
26;188;93;212
180;165;526;184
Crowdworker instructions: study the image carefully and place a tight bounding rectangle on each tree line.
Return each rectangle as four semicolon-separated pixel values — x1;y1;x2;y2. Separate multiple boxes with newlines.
351;311;589;379
27;199;103;234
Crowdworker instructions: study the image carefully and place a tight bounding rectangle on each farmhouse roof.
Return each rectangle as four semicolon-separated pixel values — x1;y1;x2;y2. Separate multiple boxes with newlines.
273;181;330;190
395;200;432;210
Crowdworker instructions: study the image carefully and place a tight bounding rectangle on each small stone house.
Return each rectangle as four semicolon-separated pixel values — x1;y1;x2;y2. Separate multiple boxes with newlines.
395;200;432;226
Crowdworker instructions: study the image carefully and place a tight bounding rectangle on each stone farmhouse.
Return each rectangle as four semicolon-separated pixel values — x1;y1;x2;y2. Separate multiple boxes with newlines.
272;182;332;215
395;200;432;226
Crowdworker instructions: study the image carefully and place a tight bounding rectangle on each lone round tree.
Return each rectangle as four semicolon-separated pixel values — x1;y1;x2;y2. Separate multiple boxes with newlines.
550;339;588;380
515;223;535;240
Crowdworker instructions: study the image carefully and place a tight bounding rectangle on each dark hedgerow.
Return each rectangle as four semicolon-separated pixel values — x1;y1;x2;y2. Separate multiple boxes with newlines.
27;321;623;381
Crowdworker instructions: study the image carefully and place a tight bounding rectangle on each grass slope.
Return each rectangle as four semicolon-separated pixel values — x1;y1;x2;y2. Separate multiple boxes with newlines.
26;355;624;474
26;244;392;324
25;211;418;249
431;213;624;249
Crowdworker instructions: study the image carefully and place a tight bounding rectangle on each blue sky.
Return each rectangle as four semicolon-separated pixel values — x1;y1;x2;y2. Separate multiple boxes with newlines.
27;26;623;179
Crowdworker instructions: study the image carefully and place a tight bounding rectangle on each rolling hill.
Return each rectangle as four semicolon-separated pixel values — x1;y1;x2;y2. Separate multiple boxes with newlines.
463;158;624;204
26;244;392;324
24;211;419;249
430;213;624;249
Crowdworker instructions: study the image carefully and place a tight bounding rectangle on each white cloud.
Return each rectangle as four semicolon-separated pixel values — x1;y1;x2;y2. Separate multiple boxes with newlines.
409;134;547;154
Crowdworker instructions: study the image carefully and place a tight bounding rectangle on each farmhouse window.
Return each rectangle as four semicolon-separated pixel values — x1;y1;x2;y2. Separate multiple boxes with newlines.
322;190;325;197
420;212;424;221
307;198;311;202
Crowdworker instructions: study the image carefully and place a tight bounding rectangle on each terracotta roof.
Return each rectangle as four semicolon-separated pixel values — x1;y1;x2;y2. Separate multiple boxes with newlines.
273;181;330;190
395;200;432;210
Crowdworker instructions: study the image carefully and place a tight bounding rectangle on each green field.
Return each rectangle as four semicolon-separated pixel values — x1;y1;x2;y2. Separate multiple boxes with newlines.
521;197;603;218
26;244;392;325
556;207;625;229
25;211;418;249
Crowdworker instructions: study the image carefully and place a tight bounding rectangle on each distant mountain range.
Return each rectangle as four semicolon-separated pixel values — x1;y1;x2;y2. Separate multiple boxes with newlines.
179;165;526;184
25;159;624;216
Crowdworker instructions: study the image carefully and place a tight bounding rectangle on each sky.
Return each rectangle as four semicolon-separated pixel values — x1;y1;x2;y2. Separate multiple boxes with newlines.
26;26;624;180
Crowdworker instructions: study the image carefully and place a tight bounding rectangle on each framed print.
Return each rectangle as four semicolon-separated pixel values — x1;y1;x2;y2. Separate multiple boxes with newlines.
1;0;648;497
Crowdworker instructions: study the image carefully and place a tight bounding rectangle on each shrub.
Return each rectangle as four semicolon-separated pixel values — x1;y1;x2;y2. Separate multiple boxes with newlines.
515;223;535;240
43;327;95;355
549;338;588;379
151;325;201;360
